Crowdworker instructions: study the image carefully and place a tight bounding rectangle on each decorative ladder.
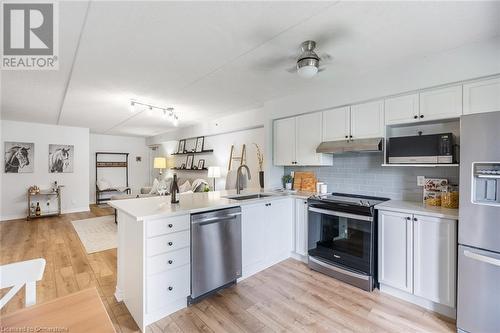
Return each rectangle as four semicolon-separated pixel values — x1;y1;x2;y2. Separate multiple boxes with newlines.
227;144;246;171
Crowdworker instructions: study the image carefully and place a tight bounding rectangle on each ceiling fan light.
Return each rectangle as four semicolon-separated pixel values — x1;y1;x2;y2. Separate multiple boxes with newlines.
297;58;319;78
297;64;318;78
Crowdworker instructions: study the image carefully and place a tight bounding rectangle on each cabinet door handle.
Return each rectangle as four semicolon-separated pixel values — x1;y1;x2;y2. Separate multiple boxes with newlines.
345;135;348;139
168;286;173;291
420;114;424;119
269;203;272;206
405;216;411;220
349;135;353;138
168;223;173;228
414;115;418;119
413;217;418;221
168;260;173;264
168;241;173;246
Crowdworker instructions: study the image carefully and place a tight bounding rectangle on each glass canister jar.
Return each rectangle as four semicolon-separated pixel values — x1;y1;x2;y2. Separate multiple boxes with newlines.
442;185;459;209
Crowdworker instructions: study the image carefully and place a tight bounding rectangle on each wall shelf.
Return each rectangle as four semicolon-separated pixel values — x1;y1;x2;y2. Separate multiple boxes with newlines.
172;150;213;156
170;167;208;172
381;164;459;167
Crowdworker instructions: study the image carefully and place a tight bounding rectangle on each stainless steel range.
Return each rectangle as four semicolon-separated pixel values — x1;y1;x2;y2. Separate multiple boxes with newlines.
307;193;389;291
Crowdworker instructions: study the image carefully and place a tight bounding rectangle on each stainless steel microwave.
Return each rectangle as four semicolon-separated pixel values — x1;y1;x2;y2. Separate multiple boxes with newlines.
387;133;454;164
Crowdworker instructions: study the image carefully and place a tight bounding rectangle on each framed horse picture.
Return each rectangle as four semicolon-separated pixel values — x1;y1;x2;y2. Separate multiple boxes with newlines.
49;144;74;173
4;142;34;173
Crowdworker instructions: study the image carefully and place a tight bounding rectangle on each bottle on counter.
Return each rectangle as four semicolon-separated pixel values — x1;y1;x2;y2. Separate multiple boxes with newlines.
171;174;179;204
35;202;41;216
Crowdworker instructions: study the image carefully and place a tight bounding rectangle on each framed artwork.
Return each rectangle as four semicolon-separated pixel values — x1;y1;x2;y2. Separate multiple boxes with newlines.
195;136;204;153
177;140;186;154
4;142;34;173
186;154;194;169
197;159;205;169
49;144;74;173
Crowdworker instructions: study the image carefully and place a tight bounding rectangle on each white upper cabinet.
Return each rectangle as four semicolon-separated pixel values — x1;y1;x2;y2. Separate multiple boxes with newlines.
273;114;332;166
413;215;456;307
378;210;413;293
296;113;331;166
274;117;296;166
463;77;500;115
350;100;385;139
322;106;350;141
384;94;419;125
419;85;462;121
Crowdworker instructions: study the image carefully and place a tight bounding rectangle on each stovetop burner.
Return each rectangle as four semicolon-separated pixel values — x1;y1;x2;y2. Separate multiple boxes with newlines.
310;192;389;207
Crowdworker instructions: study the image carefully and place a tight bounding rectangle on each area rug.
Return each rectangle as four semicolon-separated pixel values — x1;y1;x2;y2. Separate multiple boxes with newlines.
71;215;117;254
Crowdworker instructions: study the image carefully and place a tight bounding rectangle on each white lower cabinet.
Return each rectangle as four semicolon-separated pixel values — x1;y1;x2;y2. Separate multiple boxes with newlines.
413;214;456;307
378;210;413;292
378;209;457;315
242;198;293;278
294;198;308;257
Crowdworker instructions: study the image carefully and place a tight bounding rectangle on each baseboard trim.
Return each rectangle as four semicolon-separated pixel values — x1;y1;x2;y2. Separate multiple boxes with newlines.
379;283;456;319
1;206;90;222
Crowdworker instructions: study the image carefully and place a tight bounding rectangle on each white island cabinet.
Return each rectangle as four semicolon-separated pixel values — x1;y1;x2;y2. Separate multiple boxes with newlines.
376;202;458;319
110;192;298;332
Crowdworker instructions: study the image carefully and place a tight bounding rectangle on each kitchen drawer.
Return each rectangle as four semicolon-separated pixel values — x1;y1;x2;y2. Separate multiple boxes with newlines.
146;264;190;313
147;230;190;257
147;246;190;275
147;214;190;238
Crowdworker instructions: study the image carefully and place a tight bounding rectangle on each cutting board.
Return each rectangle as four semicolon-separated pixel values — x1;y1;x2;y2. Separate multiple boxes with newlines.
293;171;317;192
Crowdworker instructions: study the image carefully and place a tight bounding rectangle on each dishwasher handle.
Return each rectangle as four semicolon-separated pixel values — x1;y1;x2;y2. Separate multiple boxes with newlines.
192;212;241;225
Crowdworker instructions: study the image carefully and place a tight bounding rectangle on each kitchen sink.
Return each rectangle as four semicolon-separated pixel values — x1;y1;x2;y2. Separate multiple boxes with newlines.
226;194;274;201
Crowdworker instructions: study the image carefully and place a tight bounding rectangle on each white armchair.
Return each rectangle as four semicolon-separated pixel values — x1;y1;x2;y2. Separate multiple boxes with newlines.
0;258;46;309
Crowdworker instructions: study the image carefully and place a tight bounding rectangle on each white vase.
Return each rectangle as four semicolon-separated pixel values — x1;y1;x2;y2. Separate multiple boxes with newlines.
285;183;292;190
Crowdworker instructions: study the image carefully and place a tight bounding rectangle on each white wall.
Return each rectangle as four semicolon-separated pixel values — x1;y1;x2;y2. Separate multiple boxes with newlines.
156;126;265;191
1;121;90;221
90;134;149;203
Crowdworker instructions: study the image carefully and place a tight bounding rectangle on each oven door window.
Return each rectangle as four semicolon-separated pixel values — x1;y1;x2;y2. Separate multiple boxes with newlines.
308;209;372;274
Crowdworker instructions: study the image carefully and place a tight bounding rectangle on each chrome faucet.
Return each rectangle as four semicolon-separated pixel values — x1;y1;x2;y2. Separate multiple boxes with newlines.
236;164;251;194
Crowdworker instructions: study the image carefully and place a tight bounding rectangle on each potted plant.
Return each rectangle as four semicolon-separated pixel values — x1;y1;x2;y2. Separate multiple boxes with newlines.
282;174;293;190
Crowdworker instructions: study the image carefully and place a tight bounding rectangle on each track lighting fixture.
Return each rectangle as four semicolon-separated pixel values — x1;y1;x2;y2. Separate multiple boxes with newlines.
129;100;179;125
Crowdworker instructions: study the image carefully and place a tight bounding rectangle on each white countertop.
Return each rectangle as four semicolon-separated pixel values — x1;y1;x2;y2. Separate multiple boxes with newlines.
108;188;313;221
375;200;459;220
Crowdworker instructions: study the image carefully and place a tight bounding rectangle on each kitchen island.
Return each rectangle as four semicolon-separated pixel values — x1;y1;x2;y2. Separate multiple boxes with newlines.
108;189;309;331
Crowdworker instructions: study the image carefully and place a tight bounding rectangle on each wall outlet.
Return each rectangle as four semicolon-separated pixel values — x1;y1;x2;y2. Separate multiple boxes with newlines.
417;176;425;186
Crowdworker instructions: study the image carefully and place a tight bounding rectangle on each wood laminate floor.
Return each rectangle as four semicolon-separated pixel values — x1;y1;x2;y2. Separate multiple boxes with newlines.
0;207;455;333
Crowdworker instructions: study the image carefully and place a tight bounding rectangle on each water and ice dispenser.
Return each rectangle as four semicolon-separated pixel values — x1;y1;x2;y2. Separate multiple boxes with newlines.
472;162;500;206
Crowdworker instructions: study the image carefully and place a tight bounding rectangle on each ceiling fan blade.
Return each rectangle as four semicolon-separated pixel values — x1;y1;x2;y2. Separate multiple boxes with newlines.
252;55;297;71
319;53;333;64
318;67;327;73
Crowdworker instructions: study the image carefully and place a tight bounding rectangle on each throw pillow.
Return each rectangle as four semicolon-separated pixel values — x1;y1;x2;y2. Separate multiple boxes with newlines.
179;180;191;193
149;178;160;194
97;178;111;191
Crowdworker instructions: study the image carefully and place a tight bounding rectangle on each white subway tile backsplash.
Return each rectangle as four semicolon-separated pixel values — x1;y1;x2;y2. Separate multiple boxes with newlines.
285;154;459;201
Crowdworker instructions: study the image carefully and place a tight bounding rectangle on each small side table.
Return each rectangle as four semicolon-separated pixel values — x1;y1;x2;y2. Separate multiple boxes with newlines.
27;187;62;220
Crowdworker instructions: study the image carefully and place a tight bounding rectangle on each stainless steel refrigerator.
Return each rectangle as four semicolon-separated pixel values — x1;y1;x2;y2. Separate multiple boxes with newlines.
457;111;500;333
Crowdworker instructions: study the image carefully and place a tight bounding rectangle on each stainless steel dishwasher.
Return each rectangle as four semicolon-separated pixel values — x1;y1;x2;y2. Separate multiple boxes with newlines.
189;206;242;303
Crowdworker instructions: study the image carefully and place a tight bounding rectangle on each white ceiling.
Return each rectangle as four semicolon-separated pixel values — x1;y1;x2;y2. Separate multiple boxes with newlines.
2;1;499;137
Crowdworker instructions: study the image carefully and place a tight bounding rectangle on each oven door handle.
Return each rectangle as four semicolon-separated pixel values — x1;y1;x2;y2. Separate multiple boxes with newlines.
308;207;373;222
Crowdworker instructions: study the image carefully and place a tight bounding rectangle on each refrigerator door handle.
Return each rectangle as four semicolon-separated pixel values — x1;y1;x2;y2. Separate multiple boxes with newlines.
464;250;500;267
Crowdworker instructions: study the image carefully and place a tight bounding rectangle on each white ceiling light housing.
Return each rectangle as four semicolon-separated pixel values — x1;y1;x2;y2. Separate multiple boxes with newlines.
297;59;319;78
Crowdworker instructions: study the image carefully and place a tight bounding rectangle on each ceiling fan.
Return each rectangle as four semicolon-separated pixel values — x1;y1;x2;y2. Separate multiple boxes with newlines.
287;40;333;78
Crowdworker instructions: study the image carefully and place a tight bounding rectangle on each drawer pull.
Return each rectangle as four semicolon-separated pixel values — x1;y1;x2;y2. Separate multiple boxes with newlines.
168;286;173;291
168;224;173;228
168;241;173;246
168;260;173;264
